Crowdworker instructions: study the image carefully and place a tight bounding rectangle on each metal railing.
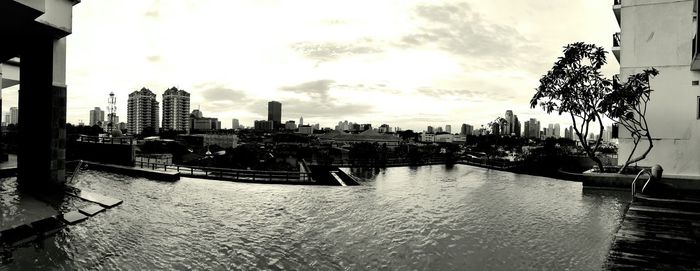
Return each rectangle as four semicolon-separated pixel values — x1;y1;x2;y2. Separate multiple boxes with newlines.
77;135;135;145
136;161;312;183
631;169;652;201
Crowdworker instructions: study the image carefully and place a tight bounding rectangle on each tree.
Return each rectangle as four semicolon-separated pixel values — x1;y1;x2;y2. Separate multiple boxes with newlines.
488;117;507;136
601;68;659;173
531;42;611;171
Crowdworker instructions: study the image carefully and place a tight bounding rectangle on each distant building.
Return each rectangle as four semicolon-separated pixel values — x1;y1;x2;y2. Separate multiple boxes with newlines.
378;124;391;133
460;124;474;135
298;125;313;135
436;127;444;133
189;109;219;132
524;118;540;139
445;125;452;134
427;126;434;134
89;107;104;126
231;119;240;129
161;87;190;132
513;116;521;136
127;88;159;135
203;134;238;148
268;101;282;128
254;120;274;131
9;107;18;125
106;113;119;130
285;120;297;130
420;132;435;142
318;129;401;148
299;116;304;126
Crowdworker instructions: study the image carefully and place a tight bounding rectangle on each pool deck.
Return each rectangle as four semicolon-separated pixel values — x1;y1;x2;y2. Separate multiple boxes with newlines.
605;191;700;270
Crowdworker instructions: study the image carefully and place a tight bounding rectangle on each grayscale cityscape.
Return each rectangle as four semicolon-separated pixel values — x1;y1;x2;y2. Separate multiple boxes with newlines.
1;0;700;270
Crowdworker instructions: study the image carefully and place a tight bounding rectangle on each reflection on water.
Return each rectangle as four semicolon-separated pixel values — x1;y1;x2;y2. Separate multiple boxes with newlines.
2;165;628;270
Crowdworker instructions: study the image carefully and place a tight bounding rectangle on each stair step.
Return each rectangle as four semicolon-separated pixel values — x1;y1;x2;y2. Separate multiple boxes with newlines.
629;206;700;218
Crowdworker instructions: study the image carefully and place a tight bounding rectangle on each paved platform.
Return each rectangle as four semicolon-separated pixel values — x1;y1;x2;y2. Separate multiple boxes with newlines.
605;192;700;270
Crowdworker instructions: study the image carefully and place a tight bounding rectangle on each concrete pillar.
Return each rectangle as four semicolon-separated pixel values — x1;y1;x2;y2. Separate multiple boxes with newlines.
0;64;4;161
17;36;67;189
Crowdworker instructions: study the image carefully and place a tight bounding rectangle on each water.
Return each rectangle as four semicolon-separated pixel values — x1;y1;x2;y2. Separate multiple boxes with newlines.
1;165;629;270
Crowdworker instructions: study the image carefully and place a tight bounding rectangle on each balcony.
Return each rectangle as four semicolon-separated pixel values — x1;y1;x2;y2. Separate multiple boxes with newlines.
692;35;700;70
612;32;621;63
613;0;621;25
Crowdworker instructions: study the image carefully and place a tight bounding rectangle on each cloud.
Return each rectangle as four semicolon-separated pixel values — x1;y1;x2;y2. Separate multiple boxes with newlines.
400;2;523;58
278;79;375;118
290;39;383;62
146;55;161;62
417;87;515;101
280;79;335;102
198;85;256;113
144;0;160;18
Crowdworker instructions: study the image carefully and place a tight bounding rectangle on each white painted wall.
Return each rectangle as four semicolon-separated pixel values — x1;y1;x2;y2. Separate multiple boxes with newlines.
617;0;700;176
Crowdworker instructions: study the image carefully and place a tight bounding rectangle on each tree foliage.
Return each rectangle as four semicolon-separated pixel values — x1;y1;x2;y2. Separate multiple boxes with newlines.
601;68;658;173
531;42;611;171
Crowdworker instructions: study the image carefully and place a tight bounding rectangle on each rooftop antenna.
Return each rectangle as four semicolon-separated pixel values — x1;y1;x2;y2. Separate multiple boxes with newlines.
107;92;117;134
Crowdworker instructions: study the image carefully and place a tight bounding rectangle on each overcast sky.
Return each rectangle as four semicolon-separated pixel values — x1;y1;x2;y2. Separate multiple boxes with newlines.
4;0;620;131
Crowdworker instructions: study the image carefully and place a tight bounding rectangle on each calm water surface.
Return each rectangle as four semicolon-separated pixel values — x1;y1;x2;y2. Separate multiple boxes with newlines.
1;165;628;270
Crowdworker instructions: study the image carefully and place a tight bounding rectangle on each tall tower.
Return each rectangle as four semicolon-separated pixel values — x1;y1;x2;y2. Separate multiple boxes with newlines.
268;101;282;128
161;87;190;132
107;92;117;133
89;107;105;126
127;88;159;135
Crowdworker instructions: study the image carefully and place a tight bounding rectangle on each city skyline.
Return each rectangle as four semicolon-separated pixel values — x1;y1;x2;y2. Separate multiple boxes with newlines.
1;0;620;131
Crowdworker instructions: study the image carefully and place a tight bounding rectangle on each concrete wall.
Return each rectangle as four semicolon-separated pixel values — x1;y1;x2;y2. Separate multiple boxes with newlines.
617;0;700;176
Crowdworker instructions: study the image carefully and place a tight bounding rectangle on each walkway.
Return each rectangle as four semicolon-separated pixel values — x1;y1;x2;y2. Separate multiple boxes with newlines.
136;162;313;184
605;191;700;270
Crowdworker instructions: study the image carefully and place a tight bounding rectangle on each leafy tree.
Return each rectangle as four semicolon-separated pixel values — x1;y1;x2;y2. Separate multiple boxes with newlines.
531;42;611;171
488;117;507;136
601;68;659;173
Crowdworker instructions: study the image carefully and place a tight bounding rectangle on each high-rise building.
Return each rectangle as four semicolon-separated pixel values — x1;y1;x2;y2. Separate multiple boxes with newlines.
267;101;282;128
524;118;540;139
427;126;434;134
553;124;561;139
89;107;104;126
299;116;304;126
9;107;18;125
513;116;521;136
232;119;240;129
161;87;190;132
613;0;700;176
436;127;444;133
524;121;530;138
504;110;514;135
127;87;159;135
445;125;452;134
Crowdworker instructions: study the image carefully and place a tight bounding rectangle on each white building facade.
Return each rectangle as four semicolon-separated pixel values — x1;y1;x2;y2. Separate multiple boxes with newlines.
614;0;700;176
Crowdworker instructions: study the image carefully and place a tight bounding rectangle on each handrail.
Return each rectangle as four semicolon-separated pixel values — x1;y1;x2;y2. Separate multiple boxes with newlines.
69;160;84;183
631;169;652;201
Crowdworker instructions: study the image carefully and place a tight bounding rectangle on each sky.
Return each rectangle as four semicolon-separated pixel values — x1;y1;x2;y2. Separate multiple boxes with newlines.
4;0;621;131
